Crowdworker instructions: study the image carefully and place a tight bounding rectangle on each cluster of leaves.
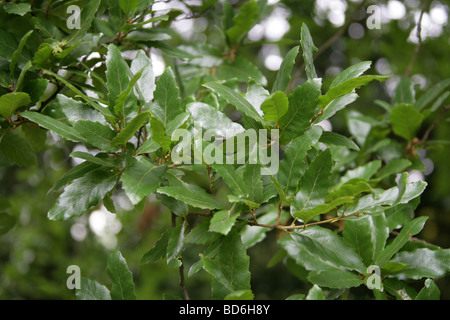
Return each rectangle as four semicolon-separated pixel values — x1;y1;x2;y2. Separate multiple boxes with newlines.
0;0;449;300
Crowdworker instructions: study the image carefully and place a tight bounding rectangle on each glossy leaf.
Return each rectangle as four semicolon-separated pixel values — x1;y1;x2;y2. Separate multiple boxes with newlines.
272;46;299;93
65;0;101;46
375;216;428;266
278;79;321;142
209;209;240;235
130;50;155;103
278;125;322;195
389;104;423;141
203;82;264;123
343;213;389;266
300;23;318;80
330;61;372;88
392;248;450;280
21;111;84;143
121;157;167;205
75;278;111;300
153;67;182;127
112;112;149;146
308;269;364;289
0;92;30;118
225;1;258;44
73;120;119;153
281;226;366;273
260;91;288;124
201;229;251;299
106;44;130;113
415;279;440;300
107;250;136;300
291;149;332;214
141;228;171;264
167;222;186;267
48;168;119;220
319;131;360;151
157;186;221;210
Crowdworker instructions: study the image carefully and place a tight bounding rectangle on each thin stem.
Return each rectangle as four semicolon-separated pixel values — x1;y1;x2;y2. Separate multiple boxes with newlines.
420;105;450;143
404;0;431;77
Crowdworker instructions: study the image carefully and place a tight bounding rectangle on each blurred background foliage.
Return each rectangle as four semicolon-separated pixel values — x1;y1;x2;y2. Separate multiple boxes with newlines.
0;0;449;299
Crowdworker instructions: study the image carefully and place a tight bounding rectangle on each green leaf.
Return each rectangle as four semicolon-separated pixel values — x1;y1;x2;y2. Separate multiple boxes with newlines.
136;138;160;155
119;0;140;14
293;196;354;222
112;112;149;146
10;30;33;80
3;2;31;16
314;93;358;124
343;213;389;266
69;151;116;168
375;159;412;181
141;228;171;264
107;250;136;300
260;91;288;124
300;23;318;80
0;212;16;235
203;82;264;123
209;209;240;235
48;161;100;195
342;181;427;215
225;290;254;300
201;229;251;299
21;111;84;143
0;92;30;118
308;269;364;289
130;50;155;103
392;248;450;280
43;70;116;125
278;79;321;142
113;67;144;118
167;222;186;267
56;94;107;125
184;217;221;245
319;75;388;109
157;186;221;210
73;120;119;153
48;168;119;220
187;102;244;137
278;125;322;195
415;78;450;111
280;226;366;273
327;178;373;202
0;131;37;166
121;157;167;205
336;160;381;188
272;46;299;93
106;44;130;114
216;57;267;86
415;279;440;300
389;104;423;141
243;164;263;203
211;163;249;198
76;278;111;300
375;216;428;266
393;77;415;105
286;293;305;300
149;116;171;152
305;285;325;300
153;67;182;127
330;61;372;88
65;0;101;46
291;149;332;214
225;1;258;44
319;131;359;151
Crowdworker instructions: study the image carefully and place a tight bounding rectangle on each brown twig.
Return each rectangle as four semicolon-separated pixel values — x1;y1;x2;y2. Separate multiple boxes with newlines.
404;0;431;77
420;105;450;143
